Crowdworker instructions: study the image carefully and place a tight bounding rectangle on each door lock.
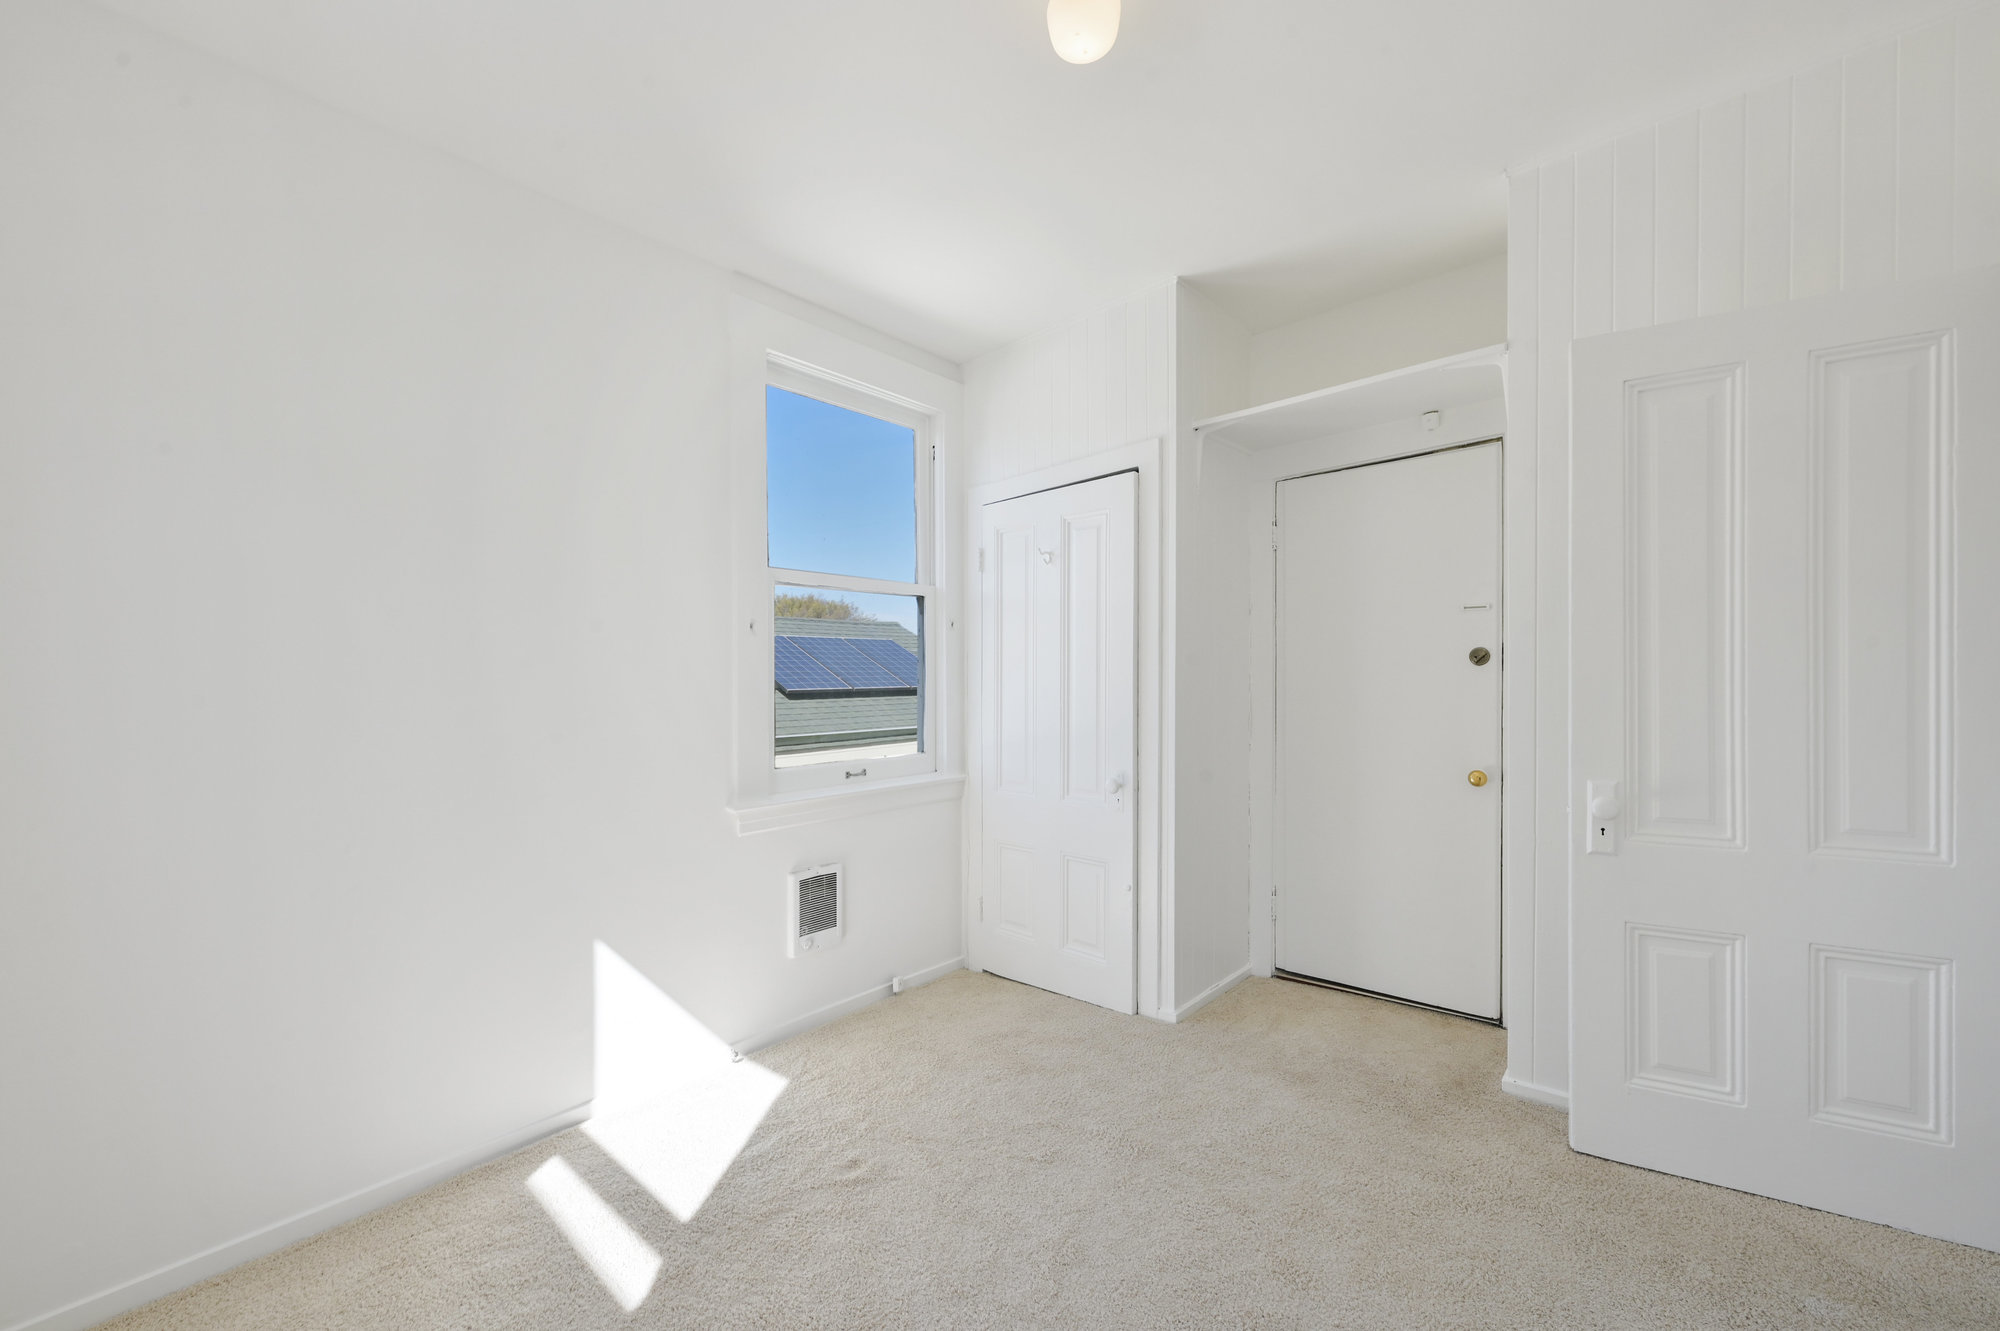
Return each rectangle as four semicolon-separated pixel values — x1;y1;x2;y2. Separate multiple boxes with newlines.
1469;646;1491;666
1587;780;1621;854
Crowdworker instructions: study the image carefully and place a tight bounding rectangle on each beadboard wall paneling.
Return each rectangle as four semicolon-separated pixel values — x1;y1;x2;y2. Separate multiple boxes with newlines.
963;283;1174;489
1506;4;2000;1101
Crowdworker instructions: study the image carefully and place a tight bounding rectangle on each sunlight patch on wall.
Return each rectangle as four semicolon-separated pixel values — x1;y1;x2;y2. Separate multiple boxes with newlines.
585;941;789;1222
524;1157;661;1312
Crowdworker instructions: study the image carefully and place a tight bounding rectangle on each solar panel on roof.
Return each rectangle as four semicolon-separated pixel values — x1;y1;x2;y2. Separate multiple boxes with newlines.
793;637;908;690
773;637;848;696
851;637;920;686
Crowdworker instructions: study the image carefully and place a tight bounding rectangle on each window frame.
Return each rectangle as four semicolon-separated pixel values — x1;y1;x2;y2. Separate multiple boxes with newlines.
726;292;960;830
761;359;938;793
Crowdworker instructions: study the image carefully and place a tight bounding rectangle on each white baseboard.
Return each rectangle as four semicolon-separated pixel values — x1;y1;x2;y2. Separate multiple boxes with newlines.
897;954;967;993
1172;963;1252;1022
7;1099;591;1331
14;958;971;1331
1500;1074;1570;1111
733;956;964;1055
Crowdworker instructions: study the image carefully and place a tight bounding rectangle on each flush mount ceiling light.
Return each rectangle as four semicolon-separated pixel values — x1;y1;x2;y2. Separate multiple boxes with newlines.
1047;0;1120;64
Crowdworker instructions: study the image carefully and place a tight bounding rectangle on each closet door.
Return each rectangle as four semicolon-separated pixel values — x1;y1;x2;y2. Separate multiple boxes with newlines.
973;471;1138;1014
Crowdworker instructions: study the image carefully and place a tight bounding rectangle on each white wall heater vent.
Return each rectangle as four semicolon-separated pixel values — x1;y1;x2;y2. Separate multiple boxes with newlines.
789;864;844;956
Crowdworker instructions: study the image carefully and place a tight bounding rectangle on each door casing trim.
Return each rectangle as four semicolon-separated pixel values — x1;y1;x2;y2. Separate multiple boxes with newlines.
965;437;1168;1020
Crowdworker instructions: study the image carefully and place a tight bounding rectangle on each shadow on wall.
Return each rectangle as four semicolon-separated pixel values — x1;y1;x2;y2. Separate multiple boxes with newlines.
526;941;789;1311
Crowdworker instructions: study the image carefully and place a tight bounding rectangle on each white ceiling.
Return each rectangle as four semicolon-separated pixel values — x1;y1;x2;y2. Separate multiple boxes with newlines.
102;0;1961;363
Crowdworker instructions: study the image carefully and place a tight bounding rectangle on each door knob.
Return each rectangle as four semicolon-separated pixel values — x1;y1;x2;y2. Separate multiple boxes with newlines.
1106;772;1127;796
1587;780;1622;855
1468;770;1489;787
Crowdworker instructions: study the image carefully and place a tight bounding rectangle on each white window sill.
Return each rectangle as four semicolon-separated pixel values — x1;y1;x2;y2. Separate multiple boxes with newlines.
728;772;966;836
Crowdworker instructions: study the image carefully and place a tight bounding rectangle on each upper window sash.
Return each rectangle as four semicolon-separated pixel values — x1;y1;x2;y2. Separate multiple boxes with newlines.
765;360;934;587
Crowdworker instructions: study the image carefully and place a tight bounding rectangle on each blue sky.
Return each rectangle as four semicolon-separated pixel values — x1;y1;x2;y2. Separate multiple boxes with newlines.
767;385;920;629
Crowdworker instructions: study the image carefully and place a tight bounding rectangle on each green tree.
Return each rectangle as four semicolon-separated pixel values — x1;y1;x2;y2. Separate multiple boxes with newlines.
774;592;875;621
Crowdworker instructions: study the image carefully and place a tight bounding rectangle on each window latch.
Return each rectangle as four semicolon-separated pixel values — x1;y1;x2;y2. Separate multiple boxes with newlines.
845;768;868;780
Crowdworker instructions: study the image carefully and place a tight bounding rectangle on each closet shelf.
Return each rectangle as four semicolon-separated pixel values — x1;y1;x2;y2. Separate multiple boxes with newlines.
1190;343;1506;451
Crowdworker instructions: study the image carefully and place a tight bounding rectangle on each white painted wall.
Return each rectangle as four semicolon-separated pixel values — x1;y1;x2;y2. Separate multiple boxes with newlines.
962;281;1261;1018
965;264;1507;1021
1171;287;1255;1014
1506;2;2000;1105
0;6;964;1328
1246;255;1508;405
962;283;1177;1016
962;285;1175;490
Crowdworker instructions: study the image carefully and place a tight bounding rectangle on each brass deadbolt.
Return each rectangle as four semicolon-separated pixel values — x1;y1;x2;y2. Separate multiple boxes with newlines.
1468;770;1489;787
1469;646;1491;666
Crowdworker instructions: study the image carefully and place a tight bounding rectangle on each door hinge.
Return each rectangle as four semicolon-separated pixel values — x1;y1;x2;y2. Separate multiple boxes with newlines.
978;896;985;921
1270;522;1279;551
978;548;985;573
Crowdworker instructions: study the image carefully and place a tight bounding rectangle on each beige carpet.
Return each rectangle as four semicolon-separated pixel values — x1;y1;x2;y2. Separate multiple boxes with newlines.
105;972;2000;1330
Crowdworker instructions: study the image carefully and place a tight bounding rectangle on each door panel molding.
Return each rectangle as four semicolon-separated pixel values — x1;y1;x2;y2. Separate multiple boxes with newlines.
1623;364;1745;848
1808;331;1954;863
1809;943;1953;1144
1624;922;1746;1105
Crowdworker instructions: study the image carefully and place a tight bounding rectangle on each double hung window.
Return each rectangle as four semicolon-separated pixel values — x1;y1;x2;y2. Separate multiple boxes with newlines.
764;363;935;785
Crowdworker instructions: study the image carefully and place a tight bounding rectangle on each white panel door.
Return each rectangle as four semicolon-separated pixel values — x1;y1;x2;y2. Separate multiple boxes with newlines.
975;471;1137;1013
1571;266;2000;1250
1275;443;1501;1020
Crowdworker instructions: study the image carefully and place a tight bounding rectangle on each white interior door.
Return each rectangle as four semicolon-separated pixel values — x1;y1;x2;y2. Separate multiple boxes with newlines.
974;471;1137;1014
1571;267;2000;1250
1275;443;1501;1020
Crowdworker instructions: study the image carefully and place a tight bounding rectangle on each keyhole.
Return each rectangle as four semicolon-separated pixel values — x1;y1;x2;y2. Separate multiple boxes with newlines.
1468;646;1491;666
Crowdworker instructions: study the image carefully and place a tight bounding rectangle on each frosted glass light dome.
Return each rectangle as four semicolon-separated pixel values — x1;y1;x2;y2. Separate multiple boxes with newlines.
1047;0;1120;64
